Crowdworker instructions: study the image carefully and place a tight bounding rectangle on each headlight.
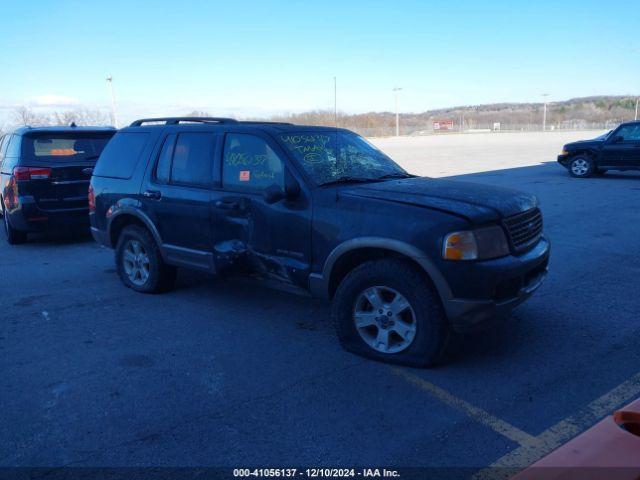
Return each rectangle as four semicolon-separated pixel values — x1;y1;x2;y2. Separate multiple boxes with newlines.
443;225;510;261
561;148;569;155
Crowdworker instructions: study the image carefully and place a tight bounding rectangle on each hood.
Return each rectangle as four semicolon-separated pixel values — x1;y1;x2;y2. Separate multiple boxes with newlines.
341;177;537;224
565;137;604;149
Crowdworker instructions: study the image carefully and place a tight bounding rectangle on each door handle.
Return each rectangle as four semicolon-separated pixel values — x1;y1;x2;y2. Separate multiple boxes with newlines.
215;199;240;210
142;190;161;200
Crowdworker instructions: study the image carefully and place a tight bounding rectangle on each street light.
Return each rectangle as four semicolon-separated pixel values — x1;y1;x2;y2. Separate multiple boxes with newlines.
541;93;550;132
106;75;118;128
393;87;402;136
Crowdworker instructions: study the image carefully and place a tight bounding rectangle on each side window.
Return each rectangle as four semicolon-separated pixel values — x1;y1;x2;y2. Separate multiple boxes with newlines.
93;132;149;179
0;135;6;167
222;133;285;192
6;135;21;157
616;125;640;142
169;133;215;188
155;134;176;184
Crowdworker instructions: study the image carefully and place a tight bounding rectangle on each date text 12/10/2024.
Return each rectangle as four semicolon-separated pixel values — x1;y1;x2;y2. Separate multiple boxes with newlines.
233;468;401;478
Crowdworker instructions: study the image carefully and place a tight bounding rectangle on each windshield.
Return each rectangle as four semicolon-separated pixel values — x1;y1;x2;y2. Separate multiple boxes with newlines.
21;133;114;163
279;131;408;185
595;130;613;141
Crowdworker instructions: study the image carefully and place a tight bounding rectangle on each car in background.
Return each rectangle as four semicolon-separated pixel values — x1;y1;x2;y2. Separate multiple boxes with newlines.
558;121;640;177
89;117;549;367
0;125;116;244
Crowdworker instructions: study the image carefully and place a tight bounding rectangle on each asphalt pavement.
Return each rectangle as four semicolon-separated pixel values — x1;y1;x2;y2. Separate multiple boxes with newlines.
2;133;639;478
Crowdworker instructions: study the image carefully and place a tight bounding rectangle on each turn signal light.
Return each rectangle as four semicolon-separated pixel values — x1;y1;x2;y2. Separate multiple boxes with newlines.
88;184;95;212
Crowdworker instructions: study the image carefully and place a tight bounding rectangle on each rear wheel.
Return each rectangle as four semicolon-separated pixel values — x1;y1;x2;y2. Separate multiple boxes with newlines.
1;201;27;245
569;155;595;178
332;259;450;367
115;225;176;293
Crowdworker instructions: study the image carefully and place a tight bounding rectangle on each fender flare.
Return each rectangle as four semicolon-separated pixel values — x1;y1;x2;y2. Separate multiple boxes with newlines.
107;206;166;259
310;237;452;302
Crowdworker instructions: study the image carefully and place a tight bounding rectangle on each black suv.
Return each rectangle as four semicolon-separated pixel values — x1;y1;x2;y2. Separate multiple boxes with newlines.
558;121;640;177
91;117;550;366
0;125;116;243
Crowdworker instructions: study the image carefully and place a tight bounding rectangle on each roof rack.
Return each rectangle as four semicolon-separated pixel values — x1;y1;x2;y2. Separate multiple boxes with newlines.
129;117;239;127
239;121;294;125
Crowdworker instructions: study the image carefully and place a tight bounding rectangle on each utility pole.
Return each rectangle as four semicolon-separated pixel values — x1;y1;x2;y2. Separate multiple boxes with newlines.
106;75;118;128
542;93;549;132
393;87;402;136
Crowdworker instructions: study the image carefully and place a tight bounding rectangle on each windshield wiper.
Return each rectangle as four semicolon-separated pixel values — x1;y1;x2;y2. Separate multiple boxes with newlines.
376;172;414;180
83;155;100;161
319;176;382;187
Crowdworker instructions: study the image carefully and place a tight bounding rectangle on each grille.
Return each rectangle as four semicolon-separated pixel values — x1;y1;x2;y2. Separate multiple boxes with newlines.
503;208;543;253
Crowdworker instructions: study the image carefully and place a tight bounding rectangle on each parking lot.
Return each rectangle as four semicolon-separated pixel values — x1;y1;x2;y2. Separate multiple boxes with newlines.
2;130;640;477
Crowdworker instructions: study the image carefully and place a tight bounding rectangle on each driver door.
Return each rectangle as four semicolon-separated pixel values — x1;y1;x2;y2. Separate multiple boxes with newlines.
601;124;640;168
211;130;312;288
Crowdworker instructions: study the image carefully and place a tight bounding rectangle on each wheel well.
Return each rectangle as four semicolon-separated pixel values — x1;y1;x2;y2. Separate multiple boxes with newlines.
572;150;594;160
109;214;147;246
327;247;433;298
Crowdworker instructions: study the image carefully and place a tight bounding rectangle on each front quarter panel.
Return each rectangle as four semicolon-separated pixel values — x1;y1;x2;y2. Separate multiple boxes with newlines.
311;188;469;297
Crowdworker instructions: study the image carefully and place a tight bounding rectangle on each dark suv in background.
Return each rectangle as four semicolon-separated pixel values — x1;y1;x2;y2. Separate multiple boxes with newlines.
0;125;116;243
558;121;640;177
90;117;549;366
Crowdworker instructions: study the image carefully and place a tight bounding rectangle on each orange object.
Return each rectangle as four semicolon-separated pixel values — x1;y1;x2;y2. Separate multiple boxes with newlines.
50;148;76;155
512;398;640;480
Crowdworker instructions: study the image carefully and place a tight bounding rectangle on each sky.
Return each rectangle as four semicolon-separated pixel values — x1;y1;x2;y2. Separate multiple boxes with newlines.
0;0;638;125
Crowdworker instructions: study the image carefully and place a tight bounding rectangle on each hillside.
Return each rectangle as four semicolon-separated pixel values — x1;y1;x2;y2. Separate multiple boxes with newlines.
267;95;639;136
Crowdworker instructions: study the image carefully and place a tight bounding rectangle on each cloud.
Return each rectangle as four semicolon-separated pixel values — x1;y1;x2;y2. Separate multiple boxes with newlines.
30;94;80;107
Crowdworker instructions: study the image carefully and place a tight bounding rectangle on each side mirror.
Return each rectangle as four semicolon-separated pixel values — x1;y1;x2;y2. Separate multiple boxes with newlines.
263;184;286;204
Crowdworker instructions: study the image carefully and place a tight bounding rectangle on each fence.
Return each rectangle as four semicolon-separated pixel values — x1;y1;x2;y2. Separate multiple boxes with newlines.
353;121;624;138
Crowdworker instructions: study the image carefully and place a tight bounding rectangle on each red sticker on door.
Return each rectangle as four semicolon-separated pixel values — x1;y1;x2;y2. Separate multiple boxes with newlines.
239;170;250;181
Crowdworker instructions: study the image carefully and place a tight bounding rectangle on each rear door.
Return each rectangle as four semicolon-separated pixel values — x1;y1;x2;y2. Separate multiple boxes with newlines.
20;132;114;211
140;130;218;271
600;124;640;168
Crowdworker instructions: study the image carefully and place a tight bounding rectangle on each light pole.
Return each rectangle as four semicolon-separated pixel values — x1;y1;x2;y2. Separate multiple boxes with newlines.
393;87;402;136
334;76;337;127
635;98;638;121
542;93;550;132
106;75;118;128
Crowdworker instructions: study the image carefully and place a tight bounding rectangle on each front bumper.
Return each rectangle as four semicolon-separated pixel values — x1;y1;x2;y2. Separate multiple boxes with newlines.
557;154;571;167
442;236;550;332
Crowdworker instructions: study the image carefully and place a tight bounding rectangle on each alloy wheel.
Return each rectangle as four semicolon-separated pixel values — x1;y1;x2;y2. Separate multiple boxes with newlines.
353;286;417;353
571;158;589;176
122;239;151;286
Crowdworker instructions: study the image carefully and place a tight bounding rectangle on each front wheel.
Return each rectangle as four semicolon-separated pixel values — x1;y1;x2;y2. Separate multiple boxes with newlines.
332;259;450;367
115;225;177;293
568;156;595;178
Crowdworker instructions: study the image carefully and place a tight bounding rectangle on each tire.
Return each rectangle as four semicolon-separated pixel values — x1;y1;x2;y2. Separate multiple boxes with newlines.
115;225;176;293
568;155;595;178
332;259;450;367
1;200;28;245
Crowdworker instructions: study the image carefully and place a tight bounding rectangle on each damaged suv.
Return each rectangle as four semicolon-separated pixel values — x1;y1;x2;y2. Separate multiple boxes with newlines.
90;117;550;366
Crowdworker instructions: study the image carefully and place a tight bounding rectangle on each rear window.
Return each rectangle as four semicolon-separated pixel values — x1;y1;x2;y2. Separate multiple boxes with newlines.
21;133;115;163
93;132;149;179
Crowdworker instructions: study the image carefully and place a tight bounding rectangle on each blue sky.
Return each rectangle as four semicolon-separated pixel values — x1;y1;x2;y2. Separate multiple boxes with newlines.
0;0;638;124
